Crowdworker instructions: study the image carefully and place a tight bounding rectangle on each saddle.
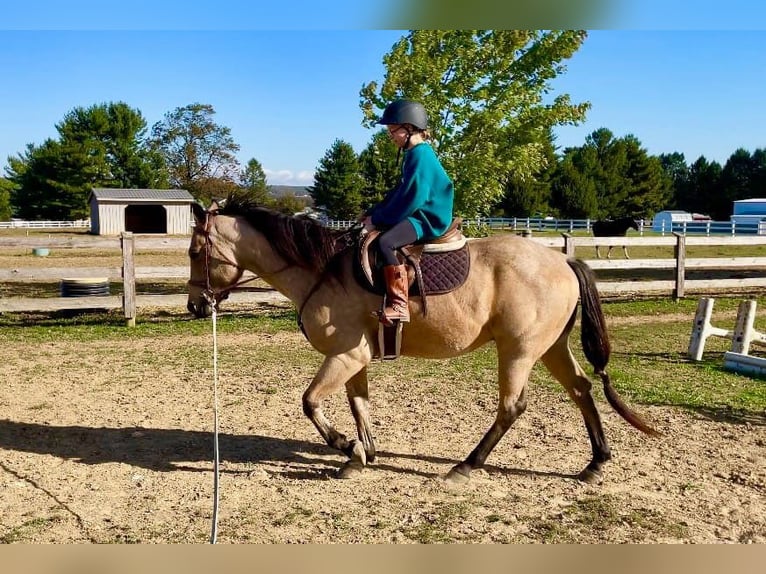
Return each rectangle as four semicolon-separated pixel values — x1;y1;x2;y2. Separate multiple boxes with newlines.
356;217;470;318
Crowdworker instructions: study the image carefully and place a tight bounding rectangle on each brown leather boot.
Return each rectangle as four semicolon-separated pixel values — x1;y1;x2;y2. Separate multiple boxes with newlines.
381;264;410;325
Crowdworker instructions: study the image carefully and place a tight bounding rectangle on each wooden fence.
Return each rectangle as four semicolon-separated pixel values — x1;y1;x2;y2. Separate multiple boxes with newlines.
2;232;766;325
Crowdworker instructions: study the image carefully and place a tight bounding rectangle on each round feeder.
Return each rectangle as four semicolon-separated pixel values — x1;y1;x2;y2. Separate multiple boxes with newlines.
61;278;110;297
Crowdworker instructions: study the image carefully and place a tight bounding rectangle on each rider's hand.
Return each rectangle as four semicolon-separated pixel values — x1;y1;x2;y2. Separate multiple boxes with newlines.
361;216;375;232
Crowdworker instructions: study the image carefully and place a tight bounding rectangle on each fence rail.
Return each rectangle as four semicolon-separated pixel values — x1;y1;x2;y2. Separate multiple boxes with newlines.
2;232;766;322
3;216;765;236
0;219;90;229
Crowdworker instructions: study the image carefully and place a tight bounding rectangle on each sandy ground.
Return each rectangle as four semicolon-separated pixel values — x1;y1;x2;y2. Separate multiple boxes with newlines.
0;314;764;544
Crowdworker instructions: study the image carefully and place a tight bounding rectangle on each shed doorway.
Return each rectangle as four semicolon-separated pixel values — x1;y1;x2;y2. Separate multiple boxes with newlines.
125;205;167;234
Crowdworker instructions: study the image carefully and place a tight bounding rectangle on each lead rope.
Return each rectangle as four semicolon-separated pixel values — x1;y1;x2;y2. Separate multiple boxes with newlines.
210;302;220;544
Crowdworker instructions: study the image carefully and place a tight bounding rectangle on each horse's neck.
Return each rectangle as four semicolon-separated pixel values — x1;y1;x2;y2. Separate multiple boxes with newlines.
233;224;322;306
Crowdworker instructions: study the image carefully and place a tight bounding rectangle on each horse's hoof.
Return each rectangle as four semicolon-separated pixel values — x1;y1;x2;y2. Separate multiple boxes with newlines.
577;467;603;484
337;460;365;479
442;467;470;486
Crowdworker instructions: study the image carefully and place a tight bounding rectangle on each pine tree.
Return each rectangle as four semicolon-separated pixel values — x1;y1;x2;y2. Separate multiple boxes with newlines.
308;139;365;220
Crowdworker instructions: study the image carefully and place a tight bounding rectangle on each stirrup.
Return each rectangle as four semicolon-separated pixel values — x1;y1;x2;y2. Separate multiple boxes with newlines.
377;321;403;360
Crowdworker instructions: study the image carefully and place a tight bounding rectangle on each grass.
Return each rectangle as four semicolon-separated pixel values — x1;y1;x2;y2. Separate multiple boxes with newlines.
523;494;689;543
0;298;764;418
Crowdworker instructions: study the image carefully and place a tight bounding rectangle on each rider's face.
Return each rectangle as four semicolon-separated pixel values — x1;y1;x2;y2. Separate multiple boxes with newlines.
386;124;409;148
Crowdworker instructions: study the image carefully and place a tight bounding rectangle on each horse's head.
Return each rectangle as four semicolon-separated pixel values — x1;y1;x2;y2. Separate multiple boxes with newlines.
186;201;245;319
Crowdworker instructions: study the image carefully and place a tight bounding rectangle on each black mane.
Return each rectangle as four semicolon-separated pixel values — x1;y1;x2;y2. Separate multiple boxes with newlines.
218;195;347;275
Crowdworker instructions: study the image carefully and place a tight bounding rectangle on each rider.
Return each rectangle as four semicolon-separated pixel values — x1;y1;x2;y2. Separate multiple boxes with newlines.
361;99;455;326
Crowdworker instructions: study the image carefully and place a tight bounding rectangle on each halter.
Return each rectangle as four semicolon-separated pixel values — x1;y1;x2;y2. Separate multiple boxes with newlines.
188;210;258;306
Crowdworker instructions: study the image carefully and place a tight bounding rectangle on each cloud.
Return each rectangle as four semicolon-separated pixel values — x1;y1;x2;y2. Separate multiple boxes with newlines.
264;168;315;187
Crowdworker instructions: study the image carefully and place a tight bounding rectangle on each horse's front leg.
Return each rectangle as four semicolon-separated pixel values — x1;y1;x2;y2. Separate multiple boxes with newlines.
622;245;630;259
302;351;371;476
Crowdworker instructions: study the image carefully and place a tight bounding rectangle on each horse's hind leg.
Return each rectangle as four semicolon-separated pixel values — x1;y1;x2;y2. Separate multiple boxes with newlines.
541;338;612;483
622;245;630;259
445;348;533;485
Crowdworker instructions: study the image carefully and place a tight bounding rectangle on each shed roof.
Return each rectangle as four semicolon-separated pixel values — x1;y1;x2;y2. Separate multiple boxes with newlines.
90;188;194;202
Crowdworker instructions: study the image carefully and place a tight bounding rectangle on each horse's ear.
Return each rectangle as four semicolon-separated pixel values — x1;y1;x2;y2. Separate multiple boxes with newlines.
191;202;206;225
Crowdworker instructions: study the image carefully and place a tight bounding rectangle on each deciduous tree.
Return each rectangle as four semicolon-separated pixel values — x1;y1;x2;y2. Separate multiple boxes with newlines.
150;103;240;205
360;30;590;216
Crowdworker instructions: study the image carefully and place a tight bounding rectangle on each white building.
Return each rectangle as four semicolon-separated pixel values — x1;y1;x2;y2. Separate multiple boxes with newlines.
89;188;195;235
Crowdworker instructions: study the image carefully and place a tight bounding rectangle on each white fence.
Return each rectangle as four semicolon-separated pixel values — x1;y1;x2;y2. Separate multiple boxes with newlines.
3;217;765;236
326;217;764;236
0;219;90;229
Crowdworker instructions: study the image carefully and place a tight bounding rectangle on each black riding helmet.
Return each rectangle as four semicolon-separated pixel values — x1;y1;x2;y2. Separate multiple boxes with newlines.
377;99;428;130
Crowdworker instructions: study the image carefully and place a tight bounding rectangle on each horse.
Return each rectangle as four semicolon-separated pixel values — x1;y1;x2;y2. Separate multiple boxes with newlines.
592;217;640;259
186;197;658;485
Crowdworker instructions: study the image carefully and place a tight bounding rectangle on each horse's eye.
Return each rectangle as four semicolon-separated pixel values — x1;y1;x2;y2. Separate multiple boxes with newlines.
189;250;201;260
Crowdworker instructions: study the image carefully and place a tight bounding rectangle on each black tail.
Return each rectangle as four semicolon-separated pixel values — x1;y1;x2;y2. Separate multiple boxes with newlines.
567;259;661;437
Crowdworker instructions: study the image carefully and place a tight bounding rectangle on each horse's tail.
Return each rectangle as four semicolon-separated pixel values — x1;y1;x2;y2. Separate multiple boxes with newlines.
567;258;661;437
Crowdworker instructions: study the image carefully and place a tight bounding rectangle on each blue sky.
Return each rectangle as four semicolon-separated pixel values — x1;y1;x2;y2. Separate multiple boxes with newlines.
0;28;764;186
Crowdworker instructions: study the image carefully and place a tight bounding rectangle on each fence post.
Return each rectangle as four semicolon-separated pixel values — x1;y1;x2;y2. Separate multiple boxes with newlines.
121;232;136;327
673;232;686;300
562;233;575;257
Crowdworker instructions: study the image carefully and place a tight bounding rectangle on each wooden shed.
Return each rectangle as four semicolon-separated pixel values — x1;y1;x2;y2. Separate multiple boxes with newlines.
88;188;195;235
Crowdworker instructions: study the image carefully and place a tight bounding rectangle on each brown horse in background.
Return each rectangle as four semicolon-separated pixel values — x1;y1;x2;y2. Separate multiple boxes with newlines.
186;197;658;484
592;217;640;259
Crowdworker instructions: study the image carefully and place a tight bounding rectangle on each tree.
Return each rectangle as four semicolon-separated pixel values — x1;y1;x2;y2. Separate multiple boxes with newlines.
687;156;723;219
56;102;167;189
150;103;240;205
718;148;761;218
357;130;400;213
0;177;14;220
240;158;272;206
499;131;558;216
6;102;166;219
549;129;671;219
308;139;365;220
360;30;590;216
273;193;311;215
659;152;691;210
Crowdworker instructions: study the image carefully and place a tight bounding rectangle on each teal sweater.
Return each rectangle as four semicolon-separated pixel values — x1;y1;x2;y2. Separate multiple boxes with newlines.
370;143;454;240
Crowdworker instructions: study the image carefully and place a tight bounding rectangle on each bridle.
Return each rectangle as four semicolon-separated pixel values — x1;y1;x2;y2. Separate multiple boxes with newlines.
188;210;258;307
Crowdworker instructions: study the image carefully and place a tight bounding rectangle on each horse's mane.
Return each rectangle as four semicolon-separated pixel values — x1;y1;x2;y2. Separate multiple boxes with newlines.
218;195;348;276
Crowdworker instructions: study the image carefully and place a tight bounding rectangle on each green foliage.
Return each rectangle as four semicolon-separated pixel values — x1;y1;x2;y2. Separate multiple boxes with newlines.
308;139;365;220
0;177;13;220
360;30;590;217
659;152;690;210
357;130;400;213
460;218;491;237
272;193;311;215
686;156;723;219
498;130;557;216
240;157;272;206
6;102;165;220
150;103;240;206
550;128;672;219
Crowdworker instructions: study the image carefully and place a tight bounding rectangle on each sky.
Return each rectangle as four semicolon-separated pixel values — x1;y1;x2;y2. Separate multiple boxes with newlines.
1;5;765;187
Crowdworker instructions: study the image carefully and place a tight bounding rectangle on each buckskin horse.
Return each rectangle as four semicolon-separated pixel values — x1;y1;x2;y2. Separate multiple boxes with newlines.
592;216;640;259
186;197;658;485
